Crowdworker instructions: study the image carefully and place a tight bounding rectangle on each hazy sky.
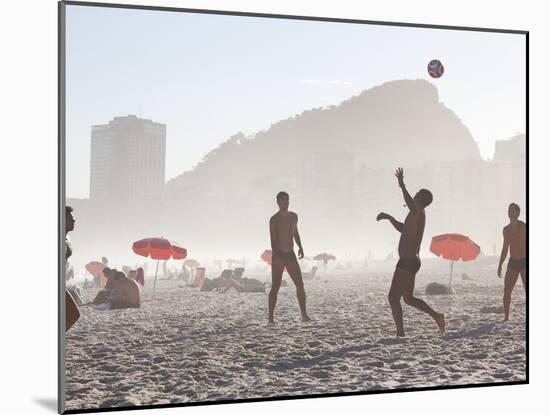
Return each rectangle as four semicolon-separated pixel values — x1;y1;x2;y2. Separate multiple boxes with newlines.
66;5;526;199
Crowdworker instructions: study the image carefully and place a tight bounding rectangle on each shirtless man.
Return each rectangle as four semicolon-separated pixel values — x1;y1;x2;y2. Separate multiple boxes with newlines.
268;191;311;324
497;203;526;322
377;168;445;337
65;206;80;331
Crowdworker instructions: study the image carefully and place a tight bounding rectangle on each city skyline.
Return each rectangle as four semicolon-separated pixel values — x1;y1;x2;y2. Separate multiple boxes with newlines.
65;5;526;199
66;99;525;264
90;115;166;204
67;104;523;201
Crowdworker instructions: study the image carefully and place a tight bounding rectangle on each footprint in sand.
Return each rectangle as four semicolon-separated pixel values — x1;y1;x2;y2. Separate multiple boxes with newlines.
242;343;259;350
364;361;385;368
310;370;330;379
421;359;440;365
378;338;406;346
463;352;488;360
390;362;410;370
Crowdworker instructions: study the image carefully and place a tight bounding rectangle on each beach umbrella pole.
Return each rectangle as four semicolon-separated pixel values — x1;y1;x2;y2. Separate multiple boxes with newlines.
449;261;454;288
152;259;160;299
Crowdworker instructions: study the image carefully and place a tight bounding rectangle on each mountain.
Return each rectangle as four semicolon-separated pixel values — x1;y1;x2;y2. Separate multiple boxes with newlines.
150;79;486;257
165;79;481;198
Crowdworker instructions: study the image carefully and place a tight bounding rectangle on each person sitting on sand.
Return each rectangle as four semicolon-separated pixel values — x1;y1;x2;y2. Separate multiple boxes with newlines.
497;202;526;322
91;268;141;310
268;191;311;323
377;168;445;337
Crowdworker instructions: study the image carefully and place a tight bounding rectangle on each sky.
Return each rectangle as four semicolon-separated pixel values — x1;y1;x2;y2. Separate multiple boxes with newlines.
65;4;526;199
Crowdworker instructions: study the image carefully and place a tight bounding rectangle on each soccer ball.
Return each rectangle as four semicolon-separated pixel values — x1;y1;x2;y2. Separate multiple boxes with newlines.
427;59;444;78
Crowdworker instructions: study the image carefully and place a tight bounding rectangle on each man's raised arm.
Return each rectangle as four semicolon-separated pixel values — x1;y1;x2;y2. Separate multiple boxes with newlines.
395;167;418;212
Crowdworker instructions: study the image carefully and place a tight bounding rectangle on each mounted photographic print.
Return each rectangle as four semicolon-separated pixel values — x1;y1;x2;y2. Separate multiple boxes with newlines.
59;1;528;413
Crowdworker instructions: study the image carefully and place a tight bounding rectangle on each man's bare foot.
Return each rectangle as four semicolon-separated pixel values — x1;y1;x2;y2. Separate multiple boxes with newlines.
396;330;405;338
268;318;276;325
302;315;312;323
435;313;446;333
504;316;509;322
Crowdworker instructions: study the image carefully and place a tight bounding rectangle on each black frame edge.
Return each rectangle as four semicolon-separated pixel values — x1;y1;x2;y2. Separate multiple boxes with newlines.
58;1;67;414
62;0;528;34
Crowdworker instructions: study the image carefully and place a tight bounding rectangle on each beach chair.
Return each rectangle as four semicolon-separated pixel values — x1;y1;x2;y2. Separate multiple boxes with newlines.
67;285;84;305
187;267;206;289
232;267;245;280
303;265;318;280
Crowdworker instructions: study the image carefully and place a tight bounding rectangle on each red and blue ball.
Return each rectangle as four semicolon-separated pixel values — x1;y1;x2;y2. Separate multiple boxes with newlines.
427;59;444;78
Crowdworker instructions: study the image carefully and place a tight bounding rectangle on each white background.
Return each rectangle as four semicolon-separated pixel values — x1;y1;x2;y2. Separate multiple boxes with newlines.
0;0;545;414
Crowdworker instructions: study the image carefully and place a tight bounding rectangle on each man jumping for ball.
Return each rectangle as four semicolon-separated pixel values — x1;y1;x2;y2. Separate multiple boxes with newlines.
377;168;445;337
497;202;526;322
268;191;311;324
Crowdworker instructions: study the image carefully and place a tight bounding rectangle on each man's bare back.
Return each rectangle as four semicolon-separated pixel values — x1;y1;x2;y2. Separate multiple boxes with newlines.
503;221;526;259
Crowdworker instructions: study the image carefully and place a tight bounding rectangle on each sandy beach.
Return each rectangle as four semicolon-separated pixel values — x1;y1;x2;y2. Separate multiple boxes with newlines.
65;269;526;411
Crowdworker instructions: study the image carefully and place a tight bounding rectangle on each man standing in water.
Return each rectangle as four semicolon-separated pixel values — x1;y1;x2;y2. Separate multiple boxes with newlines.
377;168;445;337
268;191;311;324
497;203;526;322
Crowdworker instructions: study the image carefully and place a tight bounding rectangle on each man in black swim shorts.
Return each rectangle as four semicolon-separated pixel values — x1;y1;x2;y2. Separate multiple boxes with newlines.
497;203;527;322
268;191;311;324
377;168;445;337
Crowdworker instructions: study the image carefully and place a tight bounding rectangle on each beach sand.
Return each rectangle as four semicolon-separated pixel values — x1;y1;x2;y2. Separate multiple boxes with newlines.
65;272;526;411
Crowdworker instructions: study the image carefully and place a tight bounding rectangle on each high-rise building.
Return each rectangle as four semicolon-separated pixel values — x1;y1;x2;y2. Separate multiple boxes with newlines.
494;134;526;161
89;115;166;206
492;134;526;222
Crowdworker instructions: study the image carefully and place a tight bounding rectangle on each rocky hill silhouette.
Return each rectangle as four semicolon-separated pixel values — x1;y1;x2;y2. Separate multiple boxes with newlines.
149;79;486;257
165;79;480;199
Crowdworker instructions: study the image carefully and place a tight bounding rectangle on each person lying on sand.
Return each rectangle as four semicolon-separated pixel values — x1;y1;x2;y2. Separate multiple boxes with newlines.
200;270;231;292
497;202;526;322
222;274;265;293
268;191;311;324
377;168;445;337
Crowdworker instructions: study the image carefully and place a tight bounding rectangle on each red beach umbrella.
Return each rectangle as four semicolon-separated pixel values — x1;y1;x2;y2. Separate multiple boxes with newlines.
261;249;273;266
261;249;290;273
132;237;188;298
171;243;188;260
430;233;480;287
